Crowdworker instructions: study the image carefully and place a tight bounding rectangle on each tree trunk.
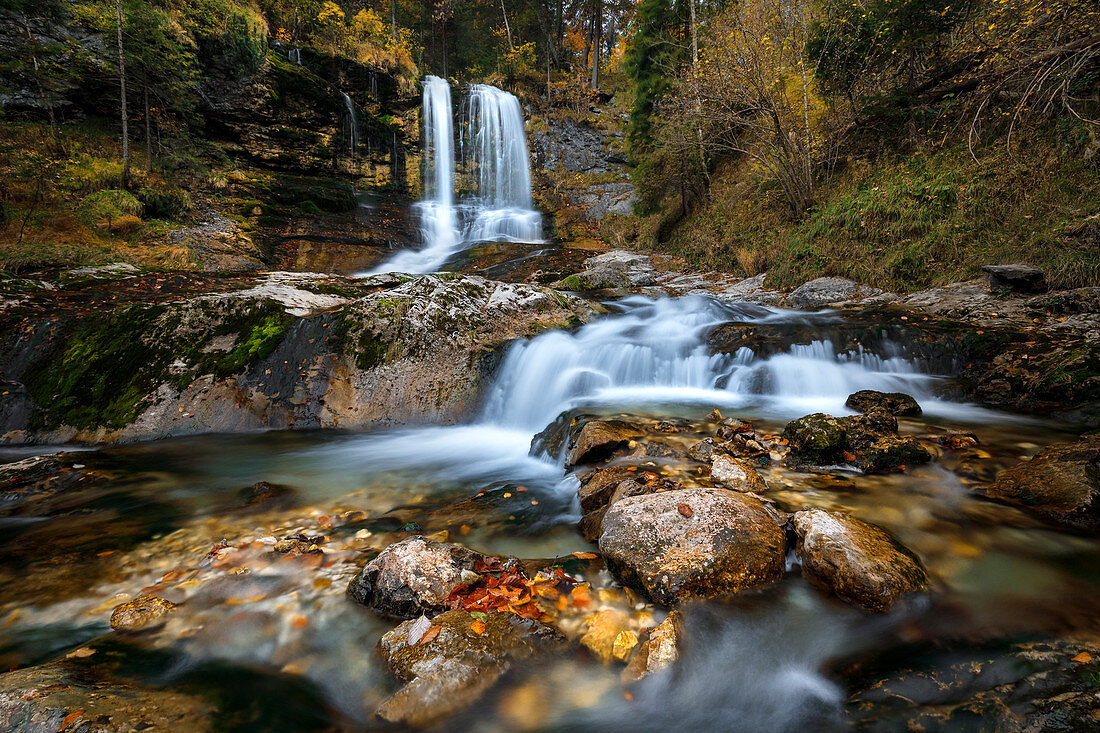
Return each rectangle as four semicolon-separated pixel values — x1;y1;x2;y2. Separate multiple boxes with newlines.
391;0;397;42
589;4;601;89
501;0;514;51
21;12;59;147
144;85;152;172
688;0;699;75
116;0;130;187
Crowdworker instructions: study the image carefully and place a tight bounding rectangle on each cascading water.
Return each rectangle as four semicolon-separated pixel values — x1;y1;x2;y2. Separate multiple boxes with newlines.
364;78;542;275
367;76;460;274
341;92;359;156
460;84;542;242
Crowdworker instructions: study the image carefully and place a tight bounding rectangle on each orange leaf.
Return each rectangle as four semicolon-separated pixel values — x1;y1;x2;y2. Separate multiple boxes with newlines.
59;711;84;730
678;504;693;518
419;625;441;644
572;551;598;559
470;619;485;635
1073;652;1093;663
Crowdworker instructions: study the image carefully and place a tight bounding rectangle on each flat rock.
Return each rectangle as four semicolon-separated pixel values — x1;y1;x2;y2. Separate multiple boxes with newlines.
981;435;1100;534
376;609;567;727
785;277;882;308
599;488;787;606
794;509;928;612
981;263;1047;293
347;536;488;618
559;250;658;290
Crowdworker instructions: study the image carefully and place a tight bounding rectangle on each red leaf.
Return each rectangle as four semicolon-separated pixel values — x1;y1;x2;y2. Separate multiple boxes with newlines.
678;504;693;518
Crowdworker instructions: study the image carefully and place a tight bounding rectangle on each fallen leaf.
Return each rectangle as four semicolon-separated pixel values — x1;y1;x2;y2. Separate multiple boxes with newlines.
572;551;598;559
678;504;693;518
419;625;442;644
1073;652;1093;663
470;619;485;635
59;711;84;730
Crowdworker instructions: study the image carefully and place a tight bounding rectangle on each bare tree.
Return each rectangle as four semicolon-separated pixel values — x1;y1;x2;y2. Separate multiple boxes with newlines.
115;0;130;186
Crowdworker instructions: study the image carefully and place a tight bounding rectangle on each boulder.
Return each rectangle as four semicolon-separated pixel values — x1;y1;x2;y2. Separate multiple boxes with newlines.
859;436;933;474
376;609;567;727
688;437;733;462
710;455;768;492
567;420;645;466
347;536;488;618
845;390;922;417
599;488;787;606
981;263;1047;293
981;435;1100;534
793;509;928;612
622;611;682;682
557;250;658;290
577;466;636;512
783;413;847;464
785;277;882;308
839;410;899;452
109;596;177;632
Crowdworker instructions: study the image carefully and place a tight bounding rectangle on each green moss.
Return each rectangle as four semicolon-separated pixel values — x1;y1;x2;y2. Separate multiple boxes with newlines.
27;300;293;431
558;274;588;291
355;330;388;370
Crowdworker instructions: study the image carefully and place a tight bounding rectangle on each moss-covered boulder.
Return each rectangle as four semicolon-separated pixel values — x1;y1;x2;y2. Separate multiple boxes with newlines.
859;435;933;474
845;390;923;417
783;413;847;464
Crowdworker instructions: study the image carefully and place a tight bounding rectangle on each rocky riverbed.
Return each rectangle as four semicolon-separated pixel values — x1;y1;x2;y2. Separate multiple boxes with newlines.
1;249;1099;731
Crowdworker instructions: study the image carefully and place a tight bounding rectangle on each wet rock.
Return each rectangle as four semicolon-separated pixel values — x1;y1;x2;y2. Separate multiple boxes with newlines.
558;250;658;290
932;432;980;450
599;488;787;606
839;410;899;452
794;509;928;612
376;609;567;727
235;480;297;512
578;506;608;543
623;611;682;682
628;439;688;461
858;436;933;474
785;277;882;308
981;263;1047;293
1027;286;1100;315
784;413;847;464
567;420;646;466
578;466;637;512
347;536;488;618
109;596;177;632
714;417;755;441
981;435;1100;534
847;638;1100;732
710;455;768;492
689;437;733;462
845;390;922;417
580;609;637;663
273;534;323;554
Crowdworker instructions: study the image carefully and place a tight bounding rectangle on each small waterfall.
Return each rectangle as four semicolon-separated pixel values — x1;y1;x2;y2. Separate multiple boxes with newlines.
363;77;542;275
289;48;301;65
341;93;359;156
461;85;542;242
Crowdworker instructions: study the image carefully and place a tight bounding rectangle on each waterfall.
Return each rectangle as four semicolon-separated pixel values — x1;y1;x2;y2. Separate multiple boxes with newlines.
461;85;542;242
341;93;359;156
363;77;542;275
289;48;301;65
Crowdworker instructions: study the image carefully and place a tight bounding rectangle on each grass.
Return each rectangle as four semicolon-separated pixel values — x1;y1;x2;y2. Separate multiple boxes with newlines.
637;120;1100;292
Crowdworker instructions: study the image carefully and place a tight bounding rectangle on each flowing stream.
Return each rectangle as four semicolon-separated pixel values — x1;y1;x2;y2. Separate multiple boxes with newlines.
3;290;1096;730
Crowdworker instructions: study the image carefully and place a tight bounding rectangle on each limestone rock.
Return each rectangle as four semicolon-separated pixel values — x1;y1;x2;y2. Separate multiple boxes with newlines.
785;277;882;308
599;488;787;606
109;596;177;632
558;250;658;290
981;435;1100;534
376;609;567;727
794;509;928;612
845;390;923;417
981;263;1047;293
347;536;488;619
710;455;768;492
567;420;645;466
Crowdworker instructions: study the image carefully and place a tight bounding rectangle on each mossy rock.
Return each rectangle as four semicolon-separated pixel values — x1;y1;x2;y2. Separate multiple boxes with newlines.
859;436;933;474
783;413;847;464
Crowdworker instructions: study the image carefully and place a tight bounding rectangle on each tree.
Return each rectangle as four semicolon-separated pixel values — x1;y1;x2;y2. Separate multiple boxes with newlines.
115;0;129;186
623;0;685;156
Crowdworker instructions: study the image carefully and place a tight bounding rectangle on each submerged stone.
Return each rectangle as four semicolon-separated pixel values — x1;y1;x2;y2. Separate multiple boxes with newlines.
794;509;928;612
109;595;177;632
599;488;786;606
623;611;683;682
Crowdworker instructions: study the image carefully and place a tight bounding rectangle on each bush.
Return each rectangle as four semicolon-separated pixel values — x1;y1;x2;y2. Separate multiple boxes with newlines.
137;187;192;220
76;190;143;226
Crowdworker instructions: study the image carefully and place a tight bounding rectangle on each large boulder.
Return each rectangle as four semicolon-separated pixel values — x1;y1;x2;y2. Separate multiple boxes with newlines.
376;609;567;727
557;250;658;290
567;420;645;466
347;536;488;619
599;488;787;606
794;509;928;612
784;413;847;464
785;277;882;308
981;435;1100;534
845;390;922;417
1;273;593;444
859;435;933;474
981;263;1047;293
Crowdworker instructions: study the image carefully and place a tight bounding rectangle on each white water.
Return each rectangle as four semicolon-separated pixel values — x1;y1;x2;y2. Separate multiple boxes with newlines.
365;78;542;275
461;84;543;242
341;92;359;156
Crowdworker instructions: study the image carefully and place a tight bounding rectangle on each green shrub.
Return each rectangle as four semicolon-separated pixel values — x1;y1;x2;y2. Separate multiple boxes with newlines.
137;187;192;220
76;190;143;226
